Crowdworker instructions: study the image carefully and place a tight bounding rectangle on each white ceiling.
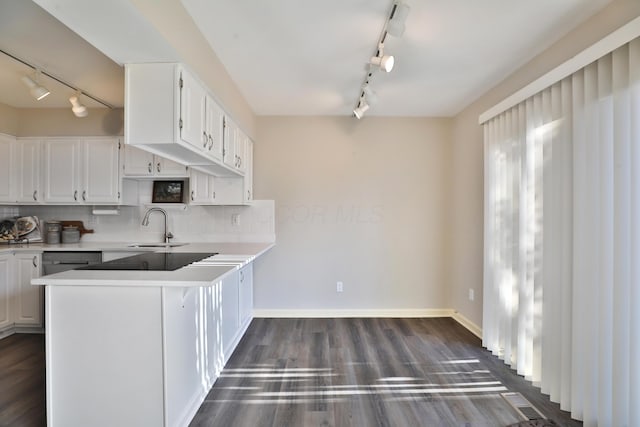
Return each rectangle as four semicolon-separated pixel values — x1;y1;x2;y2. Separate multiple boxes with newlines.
1;0;613;116
181;0;612;116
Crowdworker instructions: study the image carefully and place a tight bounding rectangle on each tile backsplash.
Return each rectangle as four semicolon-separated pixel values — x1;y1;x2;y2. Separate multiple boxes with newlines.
17;200;275;243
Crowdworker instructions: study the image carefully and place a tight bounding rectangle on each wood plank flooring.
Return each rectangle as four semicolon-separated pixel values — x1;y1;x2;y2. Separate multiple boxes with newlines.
191;318;581;427
0;319;581;427
0;333;46;427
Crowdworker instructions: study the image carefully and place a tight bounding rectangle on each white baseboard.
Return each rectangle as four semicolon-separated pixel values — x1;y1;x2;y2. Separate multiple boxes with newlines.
253;308;455;318
252;308;483;339
451;311;483;339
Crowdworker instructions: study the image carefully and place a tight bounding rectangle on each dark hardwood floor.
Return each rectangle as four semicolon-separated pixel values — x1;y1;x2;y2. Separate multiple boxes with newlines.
191;318;581;427
0;319;580;427
0;333;45;427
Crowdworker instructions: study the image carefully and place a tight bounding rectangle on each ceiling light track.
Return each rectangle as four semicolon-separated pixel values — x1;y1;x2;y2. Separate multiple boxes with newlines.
0;48;114;109
352;1;409;119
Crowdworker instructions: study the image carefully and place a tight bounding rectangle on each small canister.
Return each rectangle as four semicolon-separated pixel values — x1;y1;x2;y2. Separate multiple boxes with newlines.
46;221;62;244
61;225;80;243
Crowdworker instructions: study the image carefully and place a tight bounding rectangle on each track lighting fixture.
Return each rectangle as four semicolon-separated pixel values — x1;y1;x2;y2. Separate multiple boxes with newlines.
21;70;50;101
370;52;395;73
387;2;410;37
1;48;113;111
352;0;410;118
69;91;88;118
353;97;370;120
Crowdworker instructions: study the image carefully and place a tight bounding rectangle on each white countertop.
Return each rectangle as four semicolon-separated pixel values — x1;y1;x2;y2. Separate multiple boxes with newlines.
29;242;274;287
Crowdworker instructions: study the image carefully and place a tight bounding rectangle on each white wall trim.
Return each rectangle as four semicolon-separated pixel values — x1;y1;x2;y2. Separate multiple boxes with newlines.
253;308;455;319
479;15;640;124
253;308;483;339
451;311;483;339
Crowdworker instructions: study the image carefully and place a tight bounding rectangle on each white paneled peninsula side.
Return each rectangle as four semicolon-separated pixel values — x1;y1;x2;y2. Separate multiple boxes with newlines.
31;243;273;427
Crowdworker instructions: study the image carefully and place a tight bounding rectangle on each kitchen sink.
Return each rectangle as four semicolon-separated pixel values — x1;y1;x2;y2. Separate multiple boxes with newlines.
127;243;188;248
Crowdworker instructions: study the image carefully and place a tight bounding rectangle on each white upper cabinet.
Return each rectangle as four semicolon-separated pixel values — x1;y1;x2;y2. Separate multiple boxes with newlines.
223;117;238;170
42;139;82;203
122;145;188;178
15;140;41;204
0;134;15;203
204;95;224;162
244;139;254;204
83;138;122;203
178;68;206;150
42;137;121;205
125;63;239;176
188;168;215;205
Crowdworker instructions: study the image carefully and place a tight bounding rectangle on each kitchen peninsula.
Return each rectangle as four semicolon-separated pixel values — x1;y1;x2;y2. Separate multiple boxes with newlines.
32;242;273;427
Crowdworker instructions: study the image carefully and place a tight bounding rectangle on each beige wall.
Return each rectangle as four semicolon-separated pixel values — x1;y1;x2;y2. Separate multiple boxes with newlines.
16;108;124;137
253;116;452;312
0;103;18;135
0;104;123;137
449;0;640;327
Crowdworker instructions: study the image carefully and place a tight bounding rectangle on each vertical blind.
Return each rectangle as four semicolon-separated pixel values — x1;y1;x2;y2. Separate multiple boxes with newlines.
483;38;640;426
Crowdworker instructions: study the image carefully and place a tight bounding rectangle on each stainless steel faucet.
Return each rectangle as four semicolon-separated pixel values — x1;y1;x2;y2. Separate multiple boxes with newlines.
141;207;174;243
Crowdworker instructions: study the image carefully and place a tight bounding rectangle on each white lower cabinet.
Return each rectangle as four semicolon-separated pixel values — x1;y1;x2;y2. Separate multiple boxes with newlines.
0;252;43;337
44;261;255;427
13;253;42;327
0;254;12;331
221;270;240;359
238;263;253;328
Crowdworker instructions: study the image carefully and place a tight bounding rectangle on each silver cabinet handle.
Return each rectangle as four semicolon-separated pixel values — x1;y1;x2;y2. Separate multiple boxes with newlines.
82;190;86;201
148;162;152;173
33;190;37;201
212;191;216;199
247;190;251;200
208;135;213;150
191;190;194;201
157;162;161;173
74;190;78;201
32;256;38;268
202;131;208;148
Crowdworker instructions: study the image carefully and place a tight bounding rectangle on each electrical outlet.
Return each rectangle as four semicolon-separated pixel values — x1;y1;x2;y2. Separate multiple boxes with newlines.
469;288;475;301
231;213;240;226
337;281;343;293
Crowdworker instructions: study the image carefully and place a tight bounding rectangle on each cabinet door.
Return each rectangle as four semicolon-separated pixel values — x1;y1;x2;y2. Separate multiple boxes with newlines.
156;157;188;177
223;117;237;169
221;270;240;362
189;169;212;204
13;253;42;327
0;255;12;330
244;139;254;204
179;68;206;149
15;140;41;203
205;96;224;162
238;263;253;327
83;138;121;203
0;135;15;203
43;139;82;203
235;130;247;174
122;144;154;176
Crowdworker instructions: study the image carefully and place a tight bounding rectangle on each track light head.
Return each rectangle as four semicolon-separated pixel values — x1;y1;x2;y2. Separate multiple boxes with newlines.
353;98;370;120
69;93;88;118
21;74;50;100
387;2;410;37
370;54;394;73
